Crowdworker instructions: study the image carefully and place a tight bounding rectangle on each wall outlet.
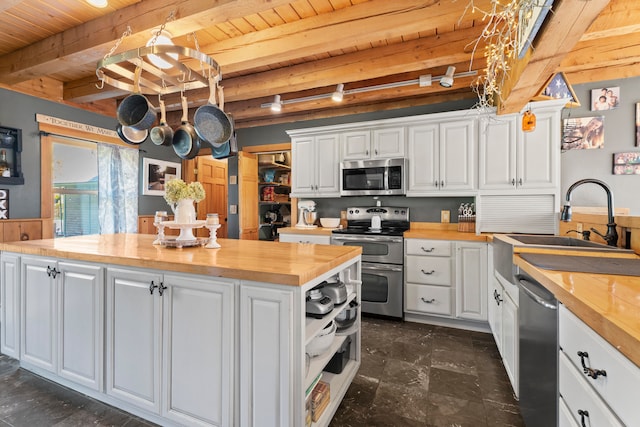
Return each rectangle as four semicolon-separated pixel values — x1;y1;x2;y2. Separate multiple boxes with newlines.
441;210;450;223
230;204;237;214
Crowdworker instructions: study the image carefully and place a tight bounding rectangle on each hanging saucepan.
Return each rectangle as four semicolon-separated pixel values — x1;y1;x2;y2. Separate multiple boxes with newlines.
117;67;157;131
211;115;238;160
150;98;173;146
172;95;201;160
116;123;148;145
194;76;233;148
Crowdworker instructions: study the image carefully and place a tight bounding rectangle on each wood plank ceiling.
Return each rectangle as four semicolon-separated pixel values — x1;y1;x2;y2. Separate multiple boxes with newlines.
0;0;637;129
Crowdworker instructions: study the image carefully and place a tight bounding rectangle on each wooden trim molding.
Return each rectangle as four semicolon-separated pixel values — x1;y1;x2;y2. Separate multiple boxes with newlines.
242;142;291;153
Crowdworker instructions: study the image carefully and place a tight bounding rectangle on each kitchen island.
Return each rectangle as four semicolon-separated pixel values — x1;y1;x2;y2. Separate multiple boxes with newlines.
0;234;362;427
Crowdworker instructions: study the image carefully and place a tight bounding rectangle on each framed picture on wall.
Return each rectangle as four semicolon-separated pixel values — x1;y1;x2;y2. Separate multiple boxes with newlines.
142;158;181;196
613;152;640;175
562;116;604;150
591;86;620;111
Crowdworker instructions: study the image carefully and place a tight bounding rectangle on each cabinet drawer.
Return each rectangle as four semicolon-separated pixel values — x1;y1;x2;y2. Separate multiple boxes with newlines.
559;305;640;427
559;352;624;427
405;284;452;316
278;234;330;245
405;239;452;257
558;397;579;427
405;255;452;286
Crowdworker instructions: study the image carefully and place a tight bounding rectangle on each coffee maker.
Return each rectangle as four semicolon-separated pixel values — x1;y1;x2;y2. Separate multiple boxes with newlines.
295;200;317;228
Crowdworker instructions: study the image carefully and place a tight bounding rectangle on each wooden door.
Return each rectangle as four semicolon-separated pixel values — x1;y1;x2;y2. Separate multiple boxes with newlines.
238;152;258;240
194;156;229;238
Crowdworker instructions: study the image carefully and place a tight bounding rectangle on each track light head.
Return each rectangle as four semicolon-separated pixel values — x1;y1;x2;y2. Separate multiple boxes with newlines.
271;95;282;112
439;66;456;88
332;83;344;102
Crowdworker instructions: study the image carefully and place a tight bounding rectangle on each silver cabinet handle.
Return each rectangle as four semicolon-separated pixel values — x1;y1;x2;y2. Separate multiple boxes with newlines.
421;297;435;303
434;181;439;187
421;269;435;275
421;246;435;253
365;149;369;156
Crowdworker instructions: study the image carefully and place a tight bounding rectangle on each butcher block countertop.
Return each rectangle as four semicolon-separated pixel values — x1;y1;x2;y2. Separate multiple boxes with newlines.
0;234;361;286
278;227;334;236
514;254;640;368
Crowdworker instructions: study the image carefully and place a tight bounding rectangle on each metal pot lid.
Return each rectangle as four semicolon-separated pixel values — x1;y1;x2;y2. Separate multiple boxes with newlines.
118;124;148;144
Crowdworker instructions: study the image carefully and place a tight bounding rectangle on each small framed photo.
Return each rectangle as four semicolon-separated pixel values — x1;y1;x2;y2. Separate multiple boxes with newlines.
591;86;620;111
142;158;181;196
613;152;640;175
562;116;604;150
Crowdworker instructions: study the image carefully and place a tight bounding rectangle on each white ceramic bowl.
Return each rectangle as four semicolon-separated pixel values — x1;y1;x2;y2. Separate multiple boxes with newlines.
320;217;340;228
306;320;336;357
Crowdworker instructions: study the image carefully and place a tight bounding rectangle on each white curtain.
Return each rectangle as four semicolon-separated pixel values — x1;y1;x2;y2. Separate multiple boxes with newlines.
98;143;139;233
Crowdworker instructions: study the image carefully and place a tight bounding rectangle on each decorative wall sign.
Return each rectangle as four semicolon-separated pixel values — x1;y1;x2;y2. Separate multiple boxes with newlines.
613;152;640;175
590;86;620;111
0;189;8;219
534;73;580;107
562;116;604;150
142;158;181;196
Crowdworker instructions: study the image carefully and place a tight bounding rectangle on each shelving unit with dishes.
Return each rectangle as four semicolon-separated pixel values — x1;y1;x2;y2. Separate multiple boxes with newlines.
258;152;292;241
303;265;362;426
0;126;24;185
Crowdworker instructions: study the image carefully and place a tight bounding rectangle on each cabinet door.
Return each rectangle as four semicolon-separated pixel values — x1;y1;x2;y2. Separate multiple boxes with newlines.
342;130;371;160
455;242;487;321
478;115;518;190
314;133;341;196
440;119;476;191
290;136;315;196
1;253;20;358
20;256;57;372
502;293;519;396
487;276;503;354
518;109;558;189
407;123;439;194
162;275;235;427
372;127;405;158
58;262;103;391
106;268;162;413
240;284;294;427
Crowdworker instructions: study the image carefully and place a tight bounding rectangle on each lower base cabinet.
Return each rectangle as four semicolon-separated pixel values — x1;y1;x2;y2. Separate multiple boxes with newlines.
106;267;235;427
1;253;20;358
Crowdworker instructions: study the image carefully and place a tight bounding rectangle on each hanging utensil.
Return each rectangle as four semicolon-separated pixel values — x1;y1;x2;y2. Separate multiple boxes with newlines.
194;75;233;147
116;123;148;145
150;97;173;146
117;67;157;131
172;95;200;159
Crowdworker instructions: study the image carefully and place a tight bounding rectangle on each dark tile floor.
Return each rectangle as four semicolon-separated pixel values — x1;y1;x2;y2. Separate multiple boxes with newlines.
330;317;525;427
0;317;524;426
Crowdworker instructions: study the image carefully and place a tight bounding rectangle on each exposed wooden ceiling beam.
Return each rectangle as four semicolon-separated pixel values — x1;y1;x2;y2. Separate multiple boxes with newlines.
498;0;610;114
580;0;640;41
0;0;294;85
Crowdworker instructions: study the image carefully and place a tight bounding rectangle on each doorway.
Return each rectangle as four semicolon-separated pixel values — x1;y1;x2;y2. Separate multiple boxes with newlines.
183;156;228;238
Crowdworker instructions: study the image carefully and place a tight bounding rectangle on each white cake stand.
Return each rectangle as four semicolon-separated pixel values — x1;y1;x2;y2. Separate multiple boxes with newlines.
159;220;207;241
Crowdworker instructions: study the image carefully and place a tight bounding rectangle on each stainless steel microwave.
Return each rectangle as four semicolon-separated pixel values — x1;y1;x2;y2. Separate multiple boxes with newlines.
341;158;407;196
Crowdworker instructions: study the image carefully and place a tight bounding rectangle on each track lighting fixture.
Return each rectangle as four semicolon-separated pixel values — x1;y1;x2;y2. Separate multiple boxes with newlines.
439;66;456;88
332;84;345;102
146;30;177;70
271;95;282;112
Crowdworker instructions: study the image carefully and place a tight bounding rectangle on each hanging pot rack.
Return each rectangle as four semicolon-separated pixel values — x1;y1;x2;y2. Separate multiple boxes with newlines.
96;44;222;96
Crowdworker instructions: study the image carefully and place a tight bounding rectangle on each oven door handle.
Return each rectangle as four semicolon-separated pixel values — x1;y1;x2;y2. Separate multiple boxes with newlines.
362;263;403;272
331;235;403;243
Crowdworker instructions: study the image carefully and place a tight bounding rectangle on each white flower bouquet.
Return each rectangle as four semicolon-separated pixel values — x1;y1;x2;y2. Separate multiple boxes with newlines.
164;179;206;204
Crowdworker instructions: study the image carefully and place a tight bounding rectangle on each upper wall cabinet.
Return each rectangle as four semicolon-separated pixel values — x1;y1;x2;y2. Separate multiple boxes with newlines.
289;133;341;198
478;103;561;192
342;127;405;160
0;126;24;185
406;117;477;196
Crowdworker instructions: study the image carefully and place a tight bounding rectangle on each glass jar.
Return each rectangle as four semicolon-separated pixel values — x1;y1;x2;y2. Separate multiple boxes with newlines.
206;213;219;225
154;210;168;224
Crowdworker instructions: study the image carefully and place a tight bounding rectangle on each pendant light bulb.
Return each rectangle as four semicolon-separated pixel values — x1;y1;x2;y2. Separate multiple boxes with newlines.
271;95;282;112
146;30;177;70
332;84;344;102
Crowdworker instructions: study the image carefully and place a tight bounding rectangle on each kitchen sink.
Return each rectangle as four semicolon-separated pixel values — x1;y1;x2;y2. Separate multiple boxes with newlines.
519;253;640;276
504;234;631;252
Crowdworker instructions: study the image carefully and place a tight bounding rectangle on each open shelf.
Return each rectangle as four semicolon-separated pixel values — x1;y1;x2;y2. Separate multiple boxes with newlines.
305;292;356;346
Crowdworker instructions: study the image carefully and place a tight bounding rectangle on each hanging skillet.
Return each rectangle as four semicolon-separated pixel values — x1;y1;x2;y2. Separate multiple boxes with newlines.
194;76;233;148
116;123;148;145
150;97;173;146
172;95;201;160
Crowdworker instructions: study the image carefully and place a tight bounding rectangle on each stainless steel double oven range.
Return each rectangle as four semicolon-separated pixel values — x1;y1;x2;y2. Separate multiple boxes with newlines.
330;206;409;319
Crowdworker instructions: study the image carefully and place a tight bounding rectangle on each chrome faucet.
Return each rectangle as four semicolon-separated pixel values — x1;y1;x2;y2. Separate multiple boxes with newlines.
560;179;618;246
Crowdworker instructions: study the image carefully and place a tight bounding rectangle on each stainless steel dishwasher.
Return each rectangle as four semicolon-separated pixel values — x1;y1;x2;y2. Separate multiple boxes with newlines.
516;271;558;427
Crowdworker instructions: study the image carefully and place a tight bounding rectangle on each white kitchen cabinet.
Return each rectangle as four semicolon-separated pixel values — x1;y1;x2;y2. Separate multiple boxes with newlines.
559;305;640;427
455;242;487;322
489;268;519;396
278;232;331;244
478;104;559;191
1;253;20;358
20;255;103;391
406;118;476;195
106;267;235;426
290;133;340;197
342;127;405;160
